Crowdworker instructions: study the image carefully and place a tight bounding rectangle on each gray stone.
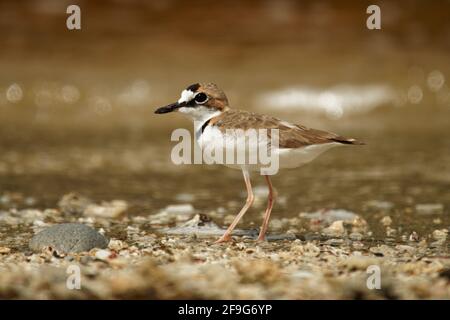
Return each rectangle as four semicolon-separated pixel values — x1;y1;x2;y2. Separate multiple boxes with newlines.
29;223;109;253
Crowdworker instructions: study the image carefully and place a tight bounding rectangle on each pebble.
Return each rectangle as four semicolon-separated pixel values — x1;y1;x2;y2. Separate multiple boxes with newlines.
432;229;448;241
84;200;128;218
95;249;113;260
395;245;416;255
108;239;128;251
369;245;396;257
0;247;11;254
291;242;320;257
386;227;397;237
29;223;109;253
164;214;229;236
352;241;365;250
58;193;93;215
325;238;345;246
409;231;419;242
350;216;369;234
322;220;346;237
380;216;392;226
349;232;363;241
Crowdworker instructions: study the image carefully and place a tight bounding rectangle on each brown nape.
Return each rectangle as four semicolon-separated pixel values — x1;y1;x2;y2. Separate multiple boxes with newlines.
198;82;230;111
208;109;365;148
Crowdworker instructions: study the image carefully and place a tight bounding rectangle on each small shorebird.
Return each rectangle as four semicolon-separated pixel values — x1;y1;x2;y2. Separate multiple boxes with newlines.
155;83;363;243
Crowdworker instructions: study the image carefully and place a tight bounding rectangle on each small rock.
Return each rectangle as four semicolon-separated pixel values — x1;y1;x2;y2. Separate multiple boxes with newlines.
84;200;128;218
58;193;93;215
352;241;365;250
131;216;147;224
18;209;44;223
432;229;448;241
164;214;231;237
386;227;397;237
351;216;369;234
95;249;112;260
291;242;321;257
409;231;419;242
369;245;396;257
415;203;444;215
395;245;416;255
339;256;380;270
380;216;392;227
322;220;346;237
349;232;363;241
325;238;345;246
29;223;109;253
108;239;128;251
0;247;11;254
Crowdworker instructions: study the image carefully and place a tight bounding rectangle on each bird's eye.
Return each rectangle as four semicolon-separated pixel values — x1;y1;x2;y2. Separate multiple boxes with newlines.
194;92;208;104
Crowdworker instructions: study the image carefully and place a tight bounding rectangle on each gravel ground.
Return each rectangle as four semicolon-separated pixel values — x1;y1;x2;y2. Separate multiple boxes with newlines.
0;194;449;299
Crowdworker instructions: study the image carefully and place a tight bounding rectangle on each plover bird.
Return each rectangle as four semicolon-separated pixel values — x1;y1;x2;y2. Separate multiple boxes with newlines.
155;83;363;243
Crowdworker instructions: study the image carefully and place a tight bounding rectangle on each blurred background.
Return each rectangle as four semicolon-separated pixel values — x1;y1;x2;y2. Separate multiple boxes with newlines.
0;0;449;238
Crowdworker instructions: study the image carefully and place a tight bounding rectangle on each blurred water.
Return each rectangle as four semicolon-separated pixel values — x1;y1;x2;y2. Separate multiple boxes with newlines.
256;84;397;119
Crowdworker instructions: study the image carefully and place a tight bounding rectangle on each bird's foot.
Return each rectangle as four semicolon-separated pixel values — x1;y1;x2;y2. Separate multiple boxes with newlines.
256;236;266;242
256;232;266;242
215;234;232;244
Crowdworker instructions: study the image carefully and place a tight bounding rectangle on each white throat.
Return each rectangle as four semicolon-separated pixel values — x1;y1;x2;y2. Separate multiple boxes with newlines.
178;106;222;133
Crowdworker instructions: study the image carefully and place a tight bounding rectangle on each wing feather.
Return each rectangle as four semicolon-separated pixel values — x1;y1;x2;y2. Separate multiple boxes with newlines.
211;110;363;148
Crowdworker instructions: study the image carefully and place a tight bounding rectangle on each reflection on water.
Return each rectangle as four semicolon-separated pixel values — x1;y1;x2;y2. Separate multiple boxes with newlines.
256;84;397;119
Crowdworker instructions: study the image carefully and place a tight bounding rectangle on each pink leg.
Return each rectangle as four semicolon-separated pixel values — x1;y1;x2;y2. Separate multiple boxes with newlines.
257;175;275;242
215;170;254;243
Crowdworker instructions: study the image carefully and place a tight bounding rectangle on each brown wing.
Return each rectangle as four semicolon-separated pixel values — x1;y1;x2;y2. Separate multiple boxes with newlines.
211;110;363;148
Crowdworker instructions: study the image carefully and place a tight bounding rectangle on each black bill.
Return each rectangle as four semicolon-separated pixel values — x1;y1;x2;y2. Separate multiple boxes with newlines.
154;101;186;114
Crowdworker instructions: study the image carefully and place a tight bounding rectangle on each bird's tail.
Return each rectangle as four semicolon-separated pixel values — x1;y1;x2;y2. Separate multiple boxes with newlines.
332;137;366;145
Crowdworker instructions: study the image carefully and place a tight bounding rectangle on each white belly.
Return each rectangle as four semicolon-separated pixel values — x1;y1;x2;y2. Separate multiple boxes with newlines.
197;126;340;173
275;143;340;169
222;143;340;172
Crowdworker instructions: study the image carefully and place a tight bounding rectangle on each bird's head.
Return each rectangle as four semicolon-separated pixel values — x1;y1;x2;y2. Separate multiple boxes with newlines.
155;83;229;121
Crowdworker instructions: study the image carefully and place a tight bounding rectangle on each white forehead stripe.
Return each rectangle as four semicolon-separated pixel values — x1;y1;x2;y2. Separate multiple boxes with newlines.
178;89;195;104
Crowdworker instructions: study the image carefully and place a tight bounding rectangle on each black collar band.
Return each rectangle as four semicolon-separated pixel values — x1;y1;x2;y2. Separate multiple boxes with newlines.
201;118;212;134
